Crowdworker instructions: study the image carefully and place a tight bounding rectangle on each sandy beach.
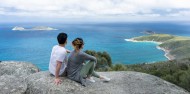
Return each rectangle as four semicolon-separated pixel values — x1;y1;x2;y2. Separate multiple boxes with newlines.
125;38;162;44
125;38;175;60
156;46;175;60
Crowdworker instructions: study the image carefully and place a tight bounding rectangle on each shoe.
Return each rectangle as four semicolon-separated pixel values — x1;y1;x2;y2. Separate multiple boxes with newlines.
101;76;111;82
87;77;95;83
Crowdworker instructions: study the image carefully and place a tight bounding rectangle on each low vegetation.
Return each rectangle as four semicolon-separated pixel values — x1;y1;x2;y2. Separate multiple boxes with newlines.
133;34;175;42
84;50;112;71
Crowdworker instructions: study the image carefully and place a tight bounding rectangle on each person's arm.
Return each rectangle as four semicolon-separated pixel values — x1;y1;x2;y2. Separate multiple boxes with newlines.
82;52;97;64
54;61;62;85
54;51;66;85
66;49;71;53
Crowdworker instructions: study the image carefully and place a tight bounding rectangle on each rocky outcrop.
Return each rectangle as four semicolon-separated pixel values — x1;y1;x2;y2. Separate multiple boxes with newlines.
0;62;189;94
26;71;189;94
0;61;39;94
0;61;39;78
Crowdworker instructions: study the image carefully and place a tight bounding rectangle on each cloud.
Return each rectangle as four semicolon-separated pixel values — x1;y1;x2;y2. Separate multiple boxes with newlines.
0;0;190;21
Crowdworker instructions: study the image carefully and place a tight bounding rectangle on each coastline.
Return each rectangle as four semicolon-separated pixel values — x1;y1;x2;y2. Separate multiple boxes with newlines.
125;38;175;60
156;46;175;60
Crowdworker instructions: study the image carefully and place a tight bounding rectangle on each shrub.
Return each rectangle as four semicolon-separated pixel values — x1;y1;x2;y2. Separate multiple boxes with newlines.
84;50;112;70
112;64;127;71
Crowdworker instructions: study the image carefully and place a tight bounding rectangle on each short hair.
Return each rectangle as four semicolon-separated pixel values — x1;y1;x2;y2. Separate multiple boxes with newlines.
57;32;67;44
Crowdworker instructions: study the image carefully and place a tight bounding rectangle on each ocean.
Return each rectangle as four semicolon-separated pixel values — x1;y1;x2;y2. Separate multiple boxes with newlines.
0;22;190;70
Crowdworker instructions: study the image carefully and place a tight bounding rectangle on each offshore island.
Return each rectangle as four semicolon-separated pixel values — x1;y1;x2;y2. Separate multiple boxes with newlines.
126;34;190;60
12;26;58;31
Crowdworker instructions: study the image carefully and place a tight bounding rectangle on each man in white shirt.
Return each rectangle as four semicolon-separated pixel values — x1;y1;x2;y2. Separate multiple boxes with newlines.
49;32;68;85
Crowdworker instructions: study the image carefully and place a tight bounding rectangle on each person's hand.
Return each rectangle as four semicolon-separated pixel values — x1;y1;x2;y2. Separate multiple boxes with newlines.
54;78;62;85
82;62;85;65
66;49;71;53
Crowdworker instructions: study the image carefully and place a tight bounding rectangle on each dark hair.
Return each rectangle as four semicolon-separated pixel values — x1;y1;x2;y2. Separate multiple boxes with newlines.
72;38;84;49
57;32;67;44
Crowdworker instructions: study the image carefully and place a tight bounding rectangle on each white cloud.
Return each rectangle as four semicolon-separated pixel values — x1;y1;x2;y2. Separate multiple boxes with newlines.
167;10;190;17
0;0;190;21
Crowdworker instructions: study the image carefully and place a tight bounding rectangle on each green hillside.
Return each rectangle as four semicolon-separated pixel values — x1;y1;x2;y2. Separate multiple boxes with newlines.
133;34;175;42
132;34;190;59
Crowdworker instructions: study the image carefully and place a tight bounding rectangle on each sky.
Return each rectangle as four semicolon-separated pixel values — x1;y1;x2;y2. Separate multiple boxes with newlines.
0;0;190;23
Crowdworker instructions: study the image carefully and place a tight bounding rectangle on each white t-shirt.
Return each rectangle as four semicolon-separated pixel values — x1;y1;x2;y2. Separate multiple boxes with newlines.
49;45;67;76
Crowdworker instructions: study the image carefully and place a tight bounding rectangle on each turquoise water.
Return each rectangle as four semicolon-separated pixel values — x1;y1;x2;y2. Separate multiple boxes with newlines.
0;22;190;70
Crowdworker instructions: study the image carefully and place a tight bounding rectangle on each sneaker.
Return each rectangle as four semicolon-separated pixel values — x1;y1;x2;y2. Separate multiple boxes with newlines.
87;77;95;83
101;76;111;82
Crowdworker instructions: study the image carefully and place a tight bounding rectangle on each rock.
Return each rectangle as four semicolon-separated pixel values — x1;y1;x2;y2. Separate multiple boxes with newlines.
0;61;39;78
0;75;27;94
25;71;84;94
26;71;189;94
0;62;188;94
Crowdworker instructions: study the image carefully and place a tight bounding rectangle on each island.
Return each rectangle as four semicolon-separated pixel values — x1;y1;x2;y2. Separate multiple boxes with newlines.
141;30;156;34
12;26;58;31
126;34;190;60
31;26;58;30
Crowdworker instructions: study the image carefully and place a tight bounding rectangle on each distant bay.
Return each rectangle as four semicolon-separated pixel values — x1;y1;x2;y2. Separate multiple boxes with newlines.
0;22;190;70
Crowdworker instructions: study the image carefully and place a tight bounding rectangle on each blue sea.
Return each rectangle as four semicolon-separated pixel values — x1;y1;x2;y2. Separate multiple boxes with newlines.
0;22;190;70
